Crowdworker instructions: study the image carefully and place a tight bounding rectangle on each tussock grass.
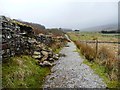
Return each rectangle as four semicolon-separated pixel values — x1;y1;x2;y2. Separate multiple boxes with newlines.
75;41;96;61
74;40;120;88
98;46;119;81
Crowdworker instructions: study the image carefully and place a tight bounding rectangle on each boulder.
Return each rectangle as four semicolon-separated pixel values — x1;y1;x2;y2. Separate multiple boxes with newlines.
48;48;53;52
54;56;59;60
53;54;59;60
48;58;54;61
41;57;47;61
41;50;49;61
39;61;52;66
59;53;66;57
48;51;53;58
32;51;42;59
32;55;41;59
65;44;69;47
55;54;59;57
41;50;48;56
33;51;40;55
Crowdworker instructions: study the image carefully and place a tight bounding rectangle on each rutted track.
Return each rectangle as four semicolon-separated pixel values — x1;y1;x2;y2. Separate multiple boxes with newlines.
43;41;107;88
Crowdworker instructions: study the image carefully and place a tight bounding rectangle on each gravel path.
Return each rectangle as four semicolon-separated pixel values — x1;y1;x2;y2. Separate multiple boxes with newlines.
43;41;107;88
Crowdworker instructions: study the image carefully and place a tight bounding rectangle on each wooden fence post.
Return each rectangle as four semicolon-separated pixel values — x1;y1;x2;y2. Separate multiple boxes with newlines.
86;41;87;47
95;39;98;59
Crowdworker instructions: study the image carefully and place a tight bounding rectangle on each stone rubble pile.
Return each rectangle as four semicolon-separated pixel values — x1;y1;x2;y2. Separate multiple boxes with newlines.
31;40;60;66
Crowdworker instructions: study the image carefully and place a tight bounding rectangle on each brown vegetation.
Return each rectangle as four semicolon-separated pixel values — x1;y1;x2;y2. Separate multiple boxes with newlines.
75;41;96;61
74;40;119;81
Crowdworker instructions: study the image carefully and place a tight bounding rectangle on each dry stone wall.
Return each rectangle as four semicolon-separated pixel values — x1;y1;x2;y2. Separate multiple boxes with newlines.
1;16;66;66
1;16;34;59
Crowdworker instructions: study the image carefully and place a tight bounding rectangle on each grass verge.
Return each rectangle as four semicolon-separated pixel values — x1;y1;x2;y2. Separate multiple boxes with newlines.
76;47;120;88
54;47;62;54
2;55;50;88
83;59;120;88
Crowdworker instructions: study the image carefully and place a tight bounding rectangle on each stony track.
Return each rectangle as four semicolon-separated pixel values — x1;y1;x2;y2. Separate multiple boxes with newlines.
43;41;107;88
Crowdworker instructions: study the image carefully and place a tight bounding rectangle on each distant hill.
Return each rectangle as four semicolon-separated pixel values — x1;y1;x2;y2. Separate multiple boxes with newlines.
60;28;73;32
46;28;65;36
80;24;118;32
13;19;65;36
13;19;47;35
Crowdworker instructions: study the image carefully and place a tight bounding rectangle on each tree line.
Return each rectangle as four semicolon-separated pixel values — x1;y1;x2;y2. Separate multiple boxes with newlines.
101;30;120;34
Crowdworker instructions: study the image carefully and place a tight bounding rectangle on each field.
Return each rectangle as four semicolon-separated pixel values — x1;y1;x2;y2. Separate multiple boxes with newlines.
68;32;120;88
68;32;119;57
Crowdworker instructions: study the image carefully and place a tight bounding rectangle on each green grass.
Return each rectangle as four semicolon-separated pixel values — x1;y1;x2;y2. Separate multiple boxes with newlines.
2;55;50;88
67;32;79;41
54;47;62;54
83;60;108;81
67;32;118;41
83;59;120;88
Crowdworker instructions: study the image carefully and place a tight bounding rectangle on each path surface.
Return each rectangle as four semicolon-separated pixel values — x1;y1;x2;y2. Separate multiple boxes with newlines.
43;41;107;88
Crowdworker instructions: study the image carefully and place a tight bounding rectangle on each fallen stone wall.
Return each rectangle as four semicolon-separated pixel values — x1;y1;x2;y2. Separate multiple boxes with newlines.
1;16;66;66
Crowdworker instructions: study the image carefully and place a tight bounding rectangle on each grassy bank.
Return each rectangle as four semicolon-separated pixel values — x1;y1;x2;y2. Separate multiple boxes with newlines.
2;55;50;88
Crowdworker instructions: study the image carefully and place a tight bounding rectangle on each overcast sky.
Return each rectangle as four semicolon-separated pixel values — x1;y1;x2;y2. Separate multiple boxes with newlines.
0;0;119;30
